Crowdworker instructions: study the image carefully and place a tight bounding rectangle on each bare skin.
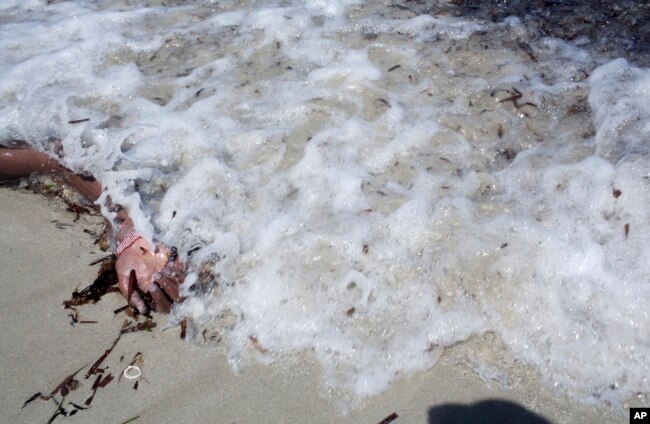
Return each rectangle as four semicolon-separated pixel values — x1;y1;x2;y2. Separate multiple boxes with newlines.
0;146;184;313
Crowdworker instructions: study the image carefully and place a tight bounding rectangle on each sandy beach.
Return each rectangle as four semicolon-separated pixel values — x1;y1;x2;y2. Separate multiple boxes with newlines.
0;187;625;424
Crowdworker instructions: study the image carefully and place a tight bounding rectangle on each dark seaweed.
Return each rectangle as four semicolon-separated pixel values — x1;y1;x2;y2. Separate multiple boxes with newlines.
24;179;96;222
378;412;399;424
85;333;122;379
23;321;153;420
63;255;119;309
99;374;114;388
498;88;537;109
50;364;85;397
121;318;157;334
180;318;187;340
22;363;87;424
84;375;102;406
447;0;650;66
114;305;130;314
22;392;46;408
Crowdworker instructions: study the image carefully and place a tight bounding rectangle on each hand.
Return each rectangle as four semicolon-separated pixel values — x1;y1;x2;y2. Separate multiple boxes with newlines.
115;238;185;313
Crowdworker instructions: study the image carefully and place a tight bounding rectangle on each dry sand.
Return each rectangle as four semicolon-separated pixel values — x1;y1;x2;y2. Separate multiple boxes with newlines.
0;188;623;423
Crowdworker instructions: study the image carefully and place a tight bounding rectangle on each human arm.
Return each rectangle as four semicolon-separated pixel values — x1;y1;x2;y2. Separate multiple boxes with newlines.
0;147;184;313
1;147;101;200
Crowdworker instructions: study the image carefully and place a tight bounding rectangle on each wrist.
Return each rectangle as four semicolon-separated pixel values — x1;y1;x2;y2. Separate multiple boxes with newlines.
111;205;135;243
116;224;135;243
116;232;142;256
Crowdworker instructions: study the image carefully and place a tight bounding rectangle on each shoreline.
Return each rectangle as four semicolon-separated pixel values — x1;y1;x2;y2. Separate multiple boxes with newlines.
0;188;622;423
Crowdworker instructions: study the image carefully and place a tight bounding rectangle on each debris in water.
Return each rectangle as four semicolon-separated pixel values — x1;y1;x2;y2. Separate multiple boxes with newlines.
249;335;269;353
202;329;222;343
497;87;537;109
376;98;390;107
180;318;187;340
517;40;537;62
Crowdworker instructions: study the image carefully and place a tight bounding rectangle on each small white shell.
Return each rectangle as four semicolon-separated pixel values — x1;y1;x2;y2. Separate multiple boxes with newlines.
123;365;142;380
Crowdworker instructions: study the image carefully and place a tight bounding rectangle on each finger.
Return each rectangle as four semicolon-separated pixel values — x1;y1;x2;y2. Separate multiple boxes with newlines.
136;266;154;293
117;267;137;304
129;291;148;314
149;282;173;313
163;258;186;275
154;244;171;266
155;243;171;258
126;270;148;314
160;266;184;284
117;268;132;300
156;275;182;302
173;255;186;272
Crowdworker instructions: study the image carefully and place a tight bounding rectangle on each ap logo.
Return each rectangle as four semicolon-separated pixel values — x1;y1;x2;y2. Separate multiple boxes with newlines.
631;408;650;422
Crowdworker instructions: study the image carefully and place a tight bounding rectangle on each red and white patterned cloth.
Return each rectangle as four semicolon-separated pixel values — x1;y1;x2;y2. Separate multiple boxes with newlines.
117;232;142;256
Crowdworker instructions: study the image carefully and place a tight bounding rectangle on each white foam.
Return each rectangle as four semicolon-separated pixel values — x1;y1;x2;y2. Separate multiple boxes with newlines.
589;58;650;161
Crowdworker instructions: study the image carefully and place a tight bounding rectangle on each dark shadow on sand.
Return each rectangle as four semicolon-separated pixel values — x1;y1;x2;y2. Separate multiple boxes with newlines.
428;399;552;424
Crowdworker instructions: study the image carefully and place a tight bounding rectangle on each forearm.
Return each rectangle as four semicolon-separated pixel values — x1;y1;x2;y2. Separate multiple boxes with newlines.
1;147;139;245
60;169;102;203
1;147;102;201
1;147;59;177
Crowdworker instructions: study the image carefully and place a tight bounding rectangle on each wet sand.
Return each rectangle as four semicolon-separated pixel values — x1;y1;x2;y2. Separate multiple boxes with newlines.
0;188;622;423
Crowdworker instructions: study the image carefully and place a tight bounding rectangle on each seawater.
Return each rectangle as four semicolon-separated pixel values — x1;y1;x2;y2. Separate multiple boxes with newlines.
1;0;649;412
